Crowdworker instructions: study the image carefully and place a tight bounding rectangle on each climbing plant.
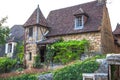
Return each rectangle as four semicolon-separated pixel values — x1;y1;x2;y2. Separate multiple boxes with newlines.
33;54;42;68
16;41;24;65
46;39;89;64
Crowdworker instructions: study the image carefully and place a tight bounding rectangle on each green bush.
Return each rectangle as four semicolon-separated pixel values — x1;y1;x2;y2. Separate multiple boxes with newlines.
16;67;24;72
46;39;89;64
16;41;24;64
53;55;101;80
1;74;37;80
33;54;42;68
0;57;17;73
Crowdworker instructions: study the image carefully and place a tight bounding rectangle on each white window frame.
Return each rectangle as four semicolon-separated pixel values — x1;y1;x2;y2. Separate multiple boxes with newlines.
75;15;84;30
5;42;16;54
8;43;12;53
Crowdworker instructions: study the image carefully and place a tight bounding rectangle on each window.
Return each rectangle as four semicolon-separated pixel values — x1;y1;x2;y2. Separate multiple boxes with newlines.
29;27;33;37
8;44;12;53
75;16;84;30
29;52;32;61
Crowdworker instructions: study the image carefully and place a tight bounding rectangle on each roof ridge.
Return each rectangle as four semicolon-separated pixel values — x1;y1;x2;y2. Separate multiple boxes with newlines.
36;5;40;24
49;1;96;12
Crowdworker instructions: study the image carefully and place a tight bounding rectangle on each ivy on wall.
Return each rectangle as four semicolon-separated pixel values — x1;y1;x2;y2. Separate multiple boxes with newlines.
33;54;43;68
16;41;24;66
46;39;89;64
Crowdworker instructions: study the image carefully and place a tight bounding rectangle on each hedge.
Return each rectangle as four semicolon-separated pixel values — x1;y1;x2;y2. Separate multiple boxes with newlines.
0;57;17;73
53;55;105;80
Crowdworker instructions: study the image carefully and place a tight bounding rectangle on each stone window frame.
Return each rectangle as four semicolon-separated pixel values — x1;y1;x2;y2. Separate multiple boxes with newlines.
29;52;32;61
75;15;84;30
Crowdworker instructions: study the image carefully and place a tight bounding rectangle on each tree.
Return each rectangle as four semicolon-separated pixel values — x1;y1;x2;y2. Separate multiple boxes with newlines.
0;17;10;44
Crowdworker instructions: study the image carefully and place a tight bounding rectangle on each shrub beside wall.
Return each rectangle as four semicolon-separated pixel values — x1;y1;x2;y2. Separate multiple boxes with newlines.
0;57;17;73
0;74;37;80
33;54;42;68
53;55;103;80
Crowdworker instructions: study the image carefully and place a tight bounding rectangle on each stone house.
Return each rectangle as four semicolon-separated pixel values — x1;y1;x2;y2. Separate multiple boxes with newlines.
5;25;24;58
23;0;115;68
113;23;120;52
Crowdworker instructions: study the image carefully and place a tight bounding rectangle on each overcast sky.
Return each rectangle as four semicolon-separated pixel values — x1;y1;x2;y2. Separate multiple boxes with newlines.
0;0;119;31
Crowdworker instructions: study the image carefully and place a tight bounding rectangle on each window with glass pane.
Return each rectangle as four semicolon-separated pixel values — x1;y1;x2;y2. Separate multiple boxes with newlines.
75;16;83;29
29;27;33;37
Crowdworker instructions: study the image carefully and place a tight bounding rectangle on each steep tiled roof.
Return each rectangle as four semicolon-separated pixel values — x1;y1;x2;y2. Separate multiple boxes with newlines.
7;25;24;42
113;24;120;35
73;8;87;16
46;1;104;37
24;5;47;27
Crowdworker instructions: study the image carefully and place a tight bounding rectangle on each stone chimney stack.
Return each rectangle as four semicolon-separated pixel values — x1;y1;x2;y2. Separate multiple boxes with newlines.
97;0;106;5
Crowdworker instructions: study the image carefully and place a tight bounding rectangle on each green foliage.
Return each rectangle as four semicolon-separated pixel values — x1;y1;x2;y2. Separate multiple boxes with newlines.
111;65;116;80
0;17;10;44
0;57;17;73
16;41;24;64
1;74;37;80
17;53;24;64
16;67;24;72
33;54;42;68
16;42;24;54
46;39;89;64
53;55;102;80
45;45;55;67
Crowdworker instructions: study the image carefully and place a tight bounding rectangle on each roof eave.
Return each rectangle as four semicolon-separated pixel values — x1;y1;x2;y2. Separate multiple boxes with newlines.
46;30;100;37
23;24;49;28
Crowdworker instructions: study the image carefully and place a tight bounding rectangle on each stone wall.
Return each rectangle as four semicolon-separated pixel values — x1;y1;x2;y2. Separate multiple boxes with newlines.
25;43;37;68
95;74;108;80
83;73;108;80
49;32;102;53
114;35;120;53
24;25;48;68
101;6;115;53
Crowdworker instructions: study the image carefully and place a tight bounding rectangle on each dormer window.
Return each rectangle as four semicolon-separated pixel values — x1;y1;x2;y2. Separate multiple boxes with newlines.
29;27;33;37
75;16;84;30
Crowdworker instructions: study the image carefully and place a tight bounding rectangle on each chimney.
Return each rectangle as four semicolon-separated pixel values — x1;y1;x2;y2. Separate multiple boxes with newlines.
97;0;106;5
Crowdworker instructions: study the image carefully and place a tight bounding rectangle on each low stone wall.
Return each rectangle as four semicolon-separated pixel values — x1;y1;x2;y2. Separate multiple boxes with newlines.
38;73;53;80
95;73;108;80
96;59;108;73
